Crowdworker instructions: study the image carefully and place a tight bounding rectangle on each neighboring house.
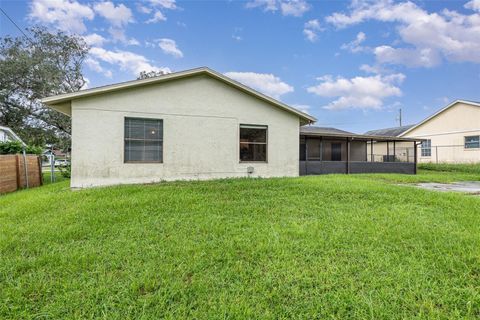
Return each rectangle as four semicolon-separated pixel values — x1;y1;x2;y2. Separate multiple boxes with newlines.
0;126;24;144
366;100;480;163
42;67;421;188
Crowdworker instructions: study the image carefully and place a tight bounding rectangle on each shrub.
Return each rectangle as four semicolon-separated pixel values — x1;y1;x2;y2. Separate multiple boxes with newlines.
58;163;71;178
0;141;43;155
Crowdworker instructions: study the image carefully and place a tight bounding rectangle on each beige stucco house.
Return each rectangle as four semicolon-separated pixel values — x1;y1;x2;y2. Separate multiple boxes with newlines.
42;68;316;188
366;100;480;163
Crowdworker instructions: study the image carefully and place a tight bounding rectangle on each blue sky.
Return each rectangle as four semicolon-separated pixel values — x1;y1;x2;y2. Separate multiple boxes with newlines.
1;0;480;133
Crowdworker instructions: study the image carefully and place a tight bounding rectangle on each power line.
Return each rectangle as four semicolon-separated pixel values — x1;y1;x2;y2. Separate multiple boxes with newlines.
0;7;34;44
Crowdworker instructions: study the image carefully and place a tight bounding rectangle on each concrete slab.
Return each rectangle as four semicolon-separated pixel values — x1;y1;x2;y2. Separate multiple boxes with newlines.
414;181;480;195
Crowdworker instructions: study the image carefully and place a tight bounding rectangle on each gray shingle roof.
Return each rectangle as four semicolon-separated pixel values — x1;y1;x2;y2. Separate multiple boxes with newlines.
300;126;355;135
364;125;415;137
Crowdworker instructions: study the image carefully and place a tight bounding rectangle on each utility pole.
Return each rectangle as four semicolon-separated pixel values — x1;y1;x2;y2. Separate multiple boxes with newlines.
396;108;402;127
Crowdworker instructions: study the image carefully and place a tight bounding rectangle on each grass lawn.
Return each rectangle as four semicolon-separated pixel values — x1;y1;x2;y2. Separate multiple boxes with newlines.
1;169;480;319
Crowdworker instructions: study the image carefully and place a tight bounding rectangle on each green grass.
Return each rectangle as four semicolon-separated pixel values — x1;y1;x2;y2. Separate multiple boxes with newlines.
1;171;480;319
42;171;68;185
419;162;480;174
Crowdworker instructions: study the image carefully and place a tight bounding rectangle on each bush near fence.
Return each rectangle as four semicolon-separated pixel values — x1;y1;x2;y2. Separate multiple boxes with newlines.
0;154;43;194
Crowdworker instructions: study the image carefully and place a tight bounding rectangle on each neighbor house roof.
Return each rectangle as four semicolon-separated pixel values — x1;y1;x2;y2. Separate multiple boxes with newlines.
41;67;316;124
399;99;480;137
300;126;354;135
364;125;415;137
300;125;421;142
0;125;25;145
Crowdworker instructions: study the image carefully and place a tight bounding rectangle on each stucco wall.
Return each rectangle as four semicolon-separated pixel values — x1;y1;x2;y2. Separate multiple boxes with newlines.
404;102;480;163
70;75;301;188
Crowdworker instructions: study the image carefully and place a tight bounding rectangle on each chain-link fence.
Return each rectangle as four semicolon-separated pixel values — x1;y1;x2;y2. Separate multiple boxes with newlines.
417;144;480;164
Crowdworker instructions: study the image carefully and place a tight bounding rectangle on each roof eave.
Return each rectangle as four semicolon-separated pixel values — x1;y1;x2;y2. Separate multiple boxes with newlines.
399;99;480;137
301;131;423;142
41;67;317;124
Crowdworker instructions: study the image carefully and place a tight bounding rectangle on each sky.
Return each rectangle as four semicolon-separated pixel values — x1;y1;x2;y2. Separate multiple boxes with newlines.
1;0;480;133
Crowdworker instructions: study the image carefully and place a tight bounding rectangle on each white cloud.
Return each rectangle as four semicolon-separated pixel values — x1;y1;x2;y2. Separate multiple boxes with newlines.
291;104;311;114
303;19;323;42
89;47;171;76
359;64;384;74
81;77;90;89
465;0;480;12
142;0;177;23
307;73;405;110
225;71;294;99
246;0;277;12
82;33;107;46
232;27;243;41
93;2;137;45
326;0;480;66
149;0;177;10
94;1;134;27
341;32;367;53
156;39;183;58
107;27;140;46
280;0;310;17
28;0;94;34
246;0;310;17
85;57;112;77
137;4;152;14
146;11;167;23
374;46;441;67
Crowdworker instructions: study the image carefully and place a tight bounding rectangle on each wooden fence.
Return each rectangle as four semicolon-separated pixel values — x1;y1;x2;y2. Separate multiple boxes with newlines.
0;154;42;194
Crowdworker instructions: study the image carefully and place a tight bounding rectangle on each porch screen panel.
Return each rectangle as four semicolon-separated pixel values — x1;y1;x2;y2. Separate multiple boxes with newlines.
125;117;163;163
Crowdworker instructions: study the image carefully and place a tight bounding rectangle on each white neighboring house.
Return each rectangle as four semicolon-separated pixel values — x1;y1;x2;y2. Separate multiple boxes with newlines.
0;126;24;144
41;67;316;188
366;100;480;163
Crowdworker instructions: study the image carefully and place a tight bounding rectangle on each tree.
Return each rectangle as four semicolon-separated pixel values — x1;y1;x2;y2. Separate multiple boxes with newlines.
137;70;168;80
0;26;89;148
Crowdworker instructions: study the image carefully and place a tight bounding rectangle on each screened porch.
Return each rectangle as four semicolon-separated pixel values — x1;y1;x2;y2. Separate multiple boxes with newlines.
299;128;422;175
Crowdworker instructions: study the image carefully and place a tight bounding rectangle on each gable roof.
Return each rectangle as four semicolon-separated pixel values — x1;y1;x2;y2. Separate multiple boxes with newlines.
364;125;414;137
41;67;316;124
399;99;480;137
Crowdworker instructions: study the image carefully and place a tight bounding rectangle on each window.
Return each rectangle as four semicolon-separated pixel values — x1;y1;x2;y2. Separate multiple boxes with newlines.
124;117;163;163
239;124;267;162
421;139;431;157
465;136;480;149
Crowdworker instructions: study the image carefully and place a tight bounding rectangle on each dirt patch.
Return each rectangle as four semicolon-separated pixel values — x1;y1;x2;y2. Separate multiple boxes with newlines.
414;181;480;195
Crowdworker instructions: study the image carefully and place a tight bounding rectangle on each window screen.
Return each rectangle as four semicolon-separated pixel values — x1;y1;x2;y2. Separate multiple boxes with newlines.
124;117;163;163
421;139;431;157
465;136;480;149
239;125;267;162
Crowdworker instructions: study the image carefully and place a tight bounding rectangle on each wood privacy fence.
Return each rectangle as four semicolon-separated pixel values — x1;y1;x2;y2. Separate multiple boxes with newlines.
0;154;43;194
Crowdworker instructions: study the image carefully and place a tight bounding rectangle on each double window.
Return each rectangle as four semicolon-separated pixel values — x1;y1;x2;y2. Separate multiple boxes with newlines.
239;124;267;162
124;117;163;163
465;136;480;149
421;139;431;157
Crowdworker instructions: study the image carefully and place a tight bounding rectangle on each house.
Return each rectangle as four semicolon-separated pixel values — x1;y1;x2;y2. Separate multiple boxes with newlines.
42;67;316;188
366;100;480;163
0;126;24;144
42;67;421;188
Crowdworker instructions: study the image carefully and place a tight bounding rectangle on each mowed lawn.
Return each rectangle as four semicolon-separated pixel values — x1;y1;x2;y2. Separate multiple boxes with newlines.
1;169;480;319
